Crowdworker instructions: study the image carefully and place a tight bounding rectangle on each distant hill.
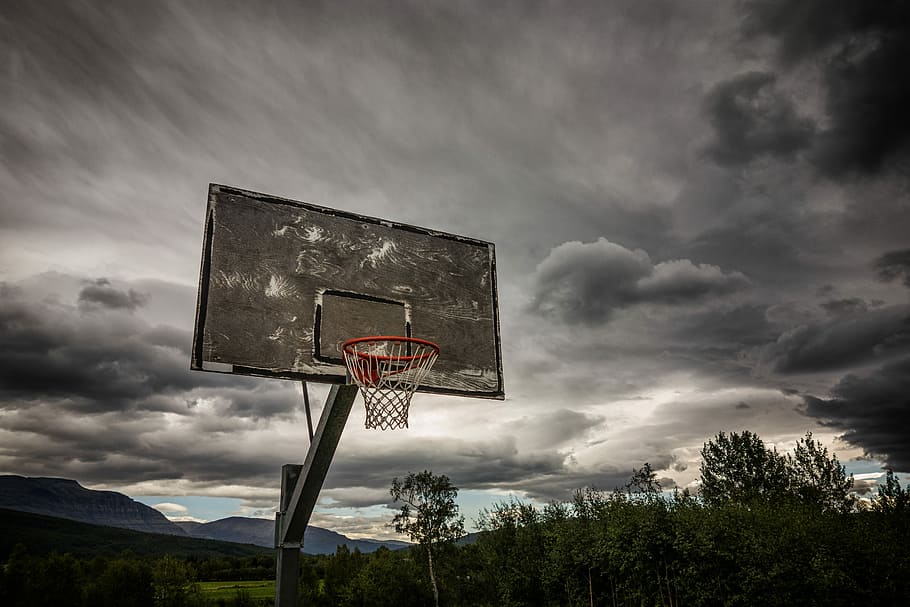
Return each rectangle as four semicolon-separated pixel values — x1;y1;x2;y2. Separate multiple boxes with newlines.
174;520;205;534
0;508;271;560
0;475;184;535
183;516;411;554
0;475;410;555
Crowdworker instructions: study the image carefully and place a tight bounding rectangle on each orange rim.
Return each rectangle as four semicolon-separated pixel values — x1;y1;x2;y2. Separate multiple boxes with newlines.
342;336;439;362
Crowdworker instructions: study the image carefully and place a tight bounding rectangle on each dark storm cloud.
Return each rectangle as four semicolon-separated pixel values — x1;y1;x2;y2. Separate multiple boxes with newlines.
0;278;292;418
78;278;148;311
742;0;910;177
814;31;910;176
0;284;196;409
741;1;891;63
1;403;289;487
0;1;192;183
874;249;910;288
531;238;749;324
676;207;825;289
514;466;646;502
668;304;776;367
819;298;871;317
324;437;623;503
510;409;605;448
0;0;723;276
761;305;910;374
329;436;567;492
702;71;814;167
804;356;910;470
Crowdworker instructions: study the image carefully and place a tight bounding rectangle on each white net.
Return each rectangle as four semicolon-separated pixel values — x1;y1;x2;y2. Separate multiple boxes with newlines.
342;337;439;430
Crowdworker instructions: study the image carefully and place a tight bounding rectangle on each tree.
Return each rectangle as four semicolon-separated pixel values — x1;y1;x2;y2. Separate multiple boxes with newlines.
699;430;791;506
152;555;199;607
390;470;465;607
625;462;663;497
872;469;910;513
787;432;855;512
701;430;859;512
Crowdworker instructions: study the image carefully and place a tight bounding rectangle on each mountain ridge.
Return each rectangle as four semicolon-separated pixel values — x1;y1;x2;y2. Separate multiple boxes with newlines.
0;475;409;554
0;475;184;536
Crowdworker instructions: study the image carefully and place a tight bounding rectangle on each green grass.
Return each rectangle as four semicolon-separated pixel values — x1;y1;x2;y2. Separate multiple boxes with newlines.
197;580;275;602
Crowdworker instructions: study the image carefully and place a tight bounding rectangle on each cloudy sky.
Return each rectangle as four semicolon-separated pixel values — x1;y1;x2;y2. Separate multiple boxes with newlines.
2;1;909;538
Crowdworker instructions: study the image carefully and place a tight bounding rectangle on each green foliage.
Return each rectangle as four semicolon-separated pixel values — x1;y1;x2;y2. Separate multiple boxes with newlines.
699;430;792;505
475;498;547;606
0;508;272;560
625;461;663;496
196;581;273;606
391;470;465;546
152;555;204;607
699;431;856;512
344;546;431;607
391;470;465;607
0;548;227;607
872;469;910;513
85;555;155;607
3;495;910;606
787;432;855;512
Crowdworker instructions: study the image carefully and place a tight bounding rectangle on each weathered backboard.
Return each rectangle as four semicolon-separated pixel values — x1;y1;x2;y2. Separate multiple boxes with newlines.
192;184;504;399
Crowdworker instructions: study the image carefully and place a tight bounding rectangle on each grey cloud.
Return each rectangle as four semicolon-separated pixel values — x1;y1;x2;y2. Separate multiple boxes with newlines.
512;466;640;502
0;397;306;490
761;304;910;374
819;298;870;317
320;434;650;504
320;488;395;510
637;259;750;303
851;478;876;496
510;409;606;448
78;278;148;311
329;436;567;492
814;31;910;177
531;238;749;324
680;208;834;289
0;287;195;408
741;1;882;63
741;0;910;177
671;304;776;352
874;249;910;288
804;356;910;470
532;238;652;323
515;454;684;502
0;0;719;283
0;278;287;417
703;71;814;167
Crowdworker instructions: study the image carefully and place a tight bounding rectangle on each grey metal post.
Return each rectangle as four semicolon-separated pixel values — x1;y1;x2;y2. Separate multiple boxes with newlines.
274;384;359;606
275;464;302;607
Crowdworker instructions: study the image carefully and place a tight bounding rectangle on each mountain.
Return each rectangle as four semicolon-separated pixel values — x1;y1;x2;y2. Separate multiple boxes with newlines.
0;508;271;560
0;475;410;555
174;520;204;534
0;475;185;536
183;516;411;554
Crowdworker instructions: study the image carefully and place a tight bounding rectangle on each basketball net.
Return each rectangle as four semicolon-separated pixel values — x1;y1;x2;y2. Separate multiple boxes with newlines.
342;337;439;430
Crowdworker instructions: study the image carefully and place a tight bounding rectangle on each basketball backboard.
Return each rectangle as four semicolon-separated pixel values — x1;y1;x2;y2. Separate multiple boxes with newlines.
192;184;504;399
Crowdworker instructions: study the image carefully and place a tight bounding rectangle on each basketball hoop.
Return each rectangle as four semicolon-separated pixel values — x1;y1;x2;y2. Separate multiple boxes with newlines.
342;336;439;430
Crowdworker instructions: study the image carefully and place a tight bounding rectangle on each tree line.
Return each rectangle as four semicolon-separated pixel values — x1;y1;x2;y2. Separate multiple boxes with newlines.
2;431;908;606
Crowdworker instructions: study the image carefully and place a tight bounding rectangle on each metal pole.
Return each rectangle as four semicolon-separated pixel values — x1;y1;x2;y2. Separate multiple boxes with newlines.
302;381;314;441
274;384;359;606
279;384;358;545
275;464;302;607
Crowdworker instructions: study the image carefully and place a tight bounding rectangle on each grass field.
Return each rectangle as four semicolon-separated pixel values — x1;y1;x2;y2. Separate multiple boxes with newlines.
197;580;275;602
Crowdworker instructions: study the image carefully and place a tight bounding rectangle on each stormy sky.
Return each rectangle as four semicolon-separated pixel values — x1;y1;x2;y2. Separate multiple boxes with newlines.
2;1;909;537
